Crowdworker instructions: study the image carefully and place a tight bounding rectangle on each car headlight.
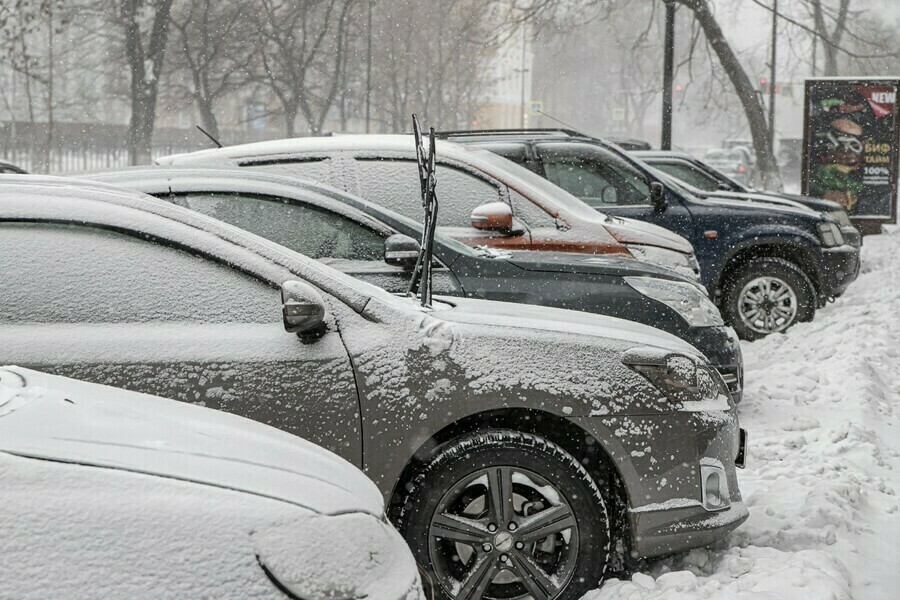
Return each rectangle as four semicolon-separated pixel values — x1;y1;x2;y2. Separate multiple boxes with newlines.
827;209;852;228
817;221;845;247
622;348;729;409
625;276;723;327
624;244;701;281
253;512;422;600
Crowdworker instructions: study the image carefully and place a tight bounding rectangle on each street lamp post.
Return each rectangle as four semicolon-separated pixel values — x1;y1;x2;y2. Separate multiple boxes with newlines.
661;0;676;150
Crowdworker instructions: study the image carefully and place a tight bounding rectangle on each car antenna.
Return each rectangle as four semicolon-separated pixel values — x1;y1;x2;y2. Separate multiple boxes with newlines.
195;125;223;149
406;114;438;309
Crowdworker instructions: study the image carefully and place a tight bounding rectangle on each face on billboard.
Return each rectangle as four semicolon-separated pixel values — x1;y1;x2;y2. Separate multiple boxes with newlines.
806;81;898;221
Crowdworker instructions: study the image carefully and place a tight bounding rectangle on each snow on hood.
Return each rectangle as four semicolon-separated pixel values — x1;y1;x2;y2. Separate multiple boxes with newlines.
604;215;695;254
697;193;818;218
704;190;813;211
434;296;698;356
507;250;695;282
0;366;383;516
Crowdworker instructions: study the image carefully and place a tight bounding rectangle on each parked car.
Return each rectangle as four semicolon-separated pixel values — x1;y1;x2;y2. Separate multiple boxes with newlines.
0;365;422;599
87;166;743;401
632;150;861;247
705;147;754;187
0;159;27;174
157;134;702;281
445;129;861;340
0;176;748;600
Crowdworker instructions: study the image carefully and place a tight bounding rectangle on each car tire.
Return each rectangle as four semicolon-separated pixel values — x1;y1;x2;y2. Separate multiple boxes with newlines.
722;257;816;341
397;429;610;600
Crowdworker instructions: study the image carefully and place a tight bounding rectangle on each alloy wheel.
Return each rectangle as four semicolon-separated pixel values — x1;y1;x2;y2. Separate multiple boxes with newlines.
427;466;579;600
737;276;798;334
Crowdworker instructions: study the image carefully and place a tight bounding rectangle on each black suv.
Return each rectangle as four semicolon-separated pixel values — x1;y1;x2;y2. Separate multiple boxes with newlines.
444;129;861;340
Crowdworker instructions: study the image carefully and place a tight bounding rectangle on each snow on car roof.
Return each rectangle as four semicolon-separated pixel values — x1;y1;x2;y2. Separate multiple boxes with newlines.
0;175;397;312
0;366;384;515
82;166;477;256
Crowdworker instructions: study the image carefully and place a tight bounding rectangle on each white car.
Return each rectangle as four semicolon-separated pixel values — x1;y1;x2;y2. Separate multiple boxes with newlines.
0;366;423;600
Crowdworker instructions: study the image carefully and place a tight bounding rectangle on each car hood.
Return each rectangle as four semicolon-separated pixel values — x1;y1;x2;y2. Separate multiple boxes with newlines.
505;250;694;282
434;296;698;356
696;193;818;218
0;366;383;516
705;190;835;212
603;215;694;254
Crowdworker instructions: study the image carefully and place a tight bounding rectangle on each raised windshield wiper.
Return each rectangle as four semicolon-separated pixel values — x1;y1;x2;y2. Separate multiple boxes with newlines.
406;114;438;308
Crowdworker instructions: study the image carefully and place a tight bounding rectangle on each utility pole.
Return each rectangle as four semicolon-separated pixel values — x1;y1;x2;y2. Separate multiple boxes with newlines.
519;24;528;129
365;0;373;133
767;0;778;156
661;0;675;150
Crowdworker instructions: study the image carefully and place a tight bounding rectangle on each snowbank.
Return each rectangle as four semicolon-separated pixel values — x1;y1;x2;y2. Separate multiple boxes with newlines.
587;230;900;600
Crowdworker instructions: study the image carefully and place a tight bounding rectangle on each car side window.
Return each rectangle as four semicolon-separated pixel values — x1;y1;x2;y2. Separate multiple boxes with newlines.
651;162;722;192
509;188;559;228
539;143;651;208
0;223;279;324
352;159;503;227
176;193;386;261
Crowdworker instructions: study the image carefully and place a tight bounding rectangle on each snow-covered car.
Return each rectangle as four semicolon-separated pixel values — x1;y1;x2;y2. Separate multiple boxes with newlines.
0;366;422;599
0;177;748;600
156;134;702;281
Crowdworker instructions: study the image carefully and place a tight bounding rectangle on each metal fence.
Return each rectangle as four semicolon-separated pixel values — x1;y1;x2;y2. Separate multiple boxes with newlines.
0;121;270;174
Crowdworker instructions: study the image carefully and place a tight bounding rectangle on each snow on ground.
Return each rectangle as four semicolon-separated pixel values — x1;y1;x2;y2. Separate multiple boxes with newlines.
587;230;900;600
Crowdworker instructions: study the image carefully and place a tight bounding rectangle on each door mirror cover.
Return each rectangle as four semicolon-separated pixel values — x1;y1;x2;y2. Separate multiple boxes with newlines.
281;280;326;336
471;201;514;232
650;182;668;212
384;234;421;269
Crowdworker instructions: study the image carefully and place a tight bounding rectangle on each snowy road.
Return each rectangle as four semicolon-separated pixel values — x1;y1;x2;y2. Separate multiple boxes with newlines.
588;231;900;600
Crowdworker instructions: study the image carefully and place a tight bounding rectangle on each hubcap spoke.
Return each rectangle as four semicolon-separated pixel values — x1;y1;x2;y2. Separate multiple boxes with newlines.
486;466;515;526
508;551;558;600
431;513;487;545
516;504;576;542
456;556;501;600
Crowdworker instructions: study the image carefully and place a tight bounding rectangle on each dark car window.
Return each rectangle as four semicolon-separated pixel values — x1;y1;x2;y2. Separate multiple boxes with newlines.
467;142;530;168
0;222;279;324
353;159;503;227
651;161;723;192
539;142;651;207
176;193;386;261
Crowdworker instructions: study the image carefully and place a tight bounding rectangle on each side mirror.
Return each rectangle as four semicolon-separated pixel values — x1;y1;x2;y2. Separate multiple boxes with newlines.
471;201;514;232
384;234;420;270
650;182;667;212
281;280;326;337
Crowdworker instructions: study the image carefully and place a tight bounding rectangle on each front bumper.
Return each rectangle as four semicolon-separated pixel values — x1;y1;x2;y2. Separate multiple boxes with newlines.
818;244;860;303
574;407;748;559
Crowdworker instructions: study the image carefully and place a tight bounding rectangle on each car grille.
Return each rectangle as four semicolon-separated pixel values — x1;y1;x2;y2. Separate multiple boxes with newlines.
718;367;742;395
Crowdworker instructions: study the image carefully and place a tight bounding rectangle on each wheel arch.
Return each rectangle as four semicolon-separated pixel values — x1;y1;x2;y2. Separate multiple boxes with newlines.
713;237;821;298
387;407;635;574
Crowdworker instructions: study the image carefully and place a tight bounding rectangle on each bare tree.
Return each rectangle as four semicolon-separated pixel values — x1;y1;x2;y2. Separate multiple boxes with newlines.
674;0;781;188
117;0;174;164
0;0;66;172
805;0;850;75
253;0;357;136
166;0;254;139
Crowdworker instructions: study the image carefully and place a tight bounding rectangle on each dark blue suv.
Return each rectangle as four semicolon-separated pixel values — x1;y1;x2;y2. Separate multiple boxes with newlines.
445;130;861;340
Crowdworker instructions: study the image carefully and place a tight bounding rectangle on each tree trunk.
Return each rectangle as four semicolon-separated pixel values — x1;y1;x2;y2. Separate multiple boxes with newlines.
679;0;782;190
810;0;850;76
121;0;174;165
195;93;220;140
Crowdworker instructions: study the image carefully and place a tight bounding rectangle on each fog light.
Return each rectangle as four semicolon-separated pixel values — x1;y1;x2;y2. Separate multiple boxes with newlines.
700;462;731;512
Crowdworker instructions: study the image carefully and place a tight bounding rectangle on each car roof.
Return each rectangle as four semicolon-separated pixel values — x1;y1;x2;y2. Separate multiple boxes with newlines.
0;175;389;312
0;365;383;515
83;166;478;257
631;150;698;161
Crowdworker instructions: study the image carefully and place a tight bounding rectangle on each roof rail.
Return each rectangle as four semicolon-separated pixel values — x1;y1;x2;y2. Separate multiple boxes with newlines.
433;128;586;139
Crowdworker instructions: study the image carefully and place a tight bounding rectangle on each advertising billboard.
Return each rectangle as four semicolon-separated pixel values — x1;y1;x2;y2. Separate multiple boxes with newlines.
802;77;900;233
